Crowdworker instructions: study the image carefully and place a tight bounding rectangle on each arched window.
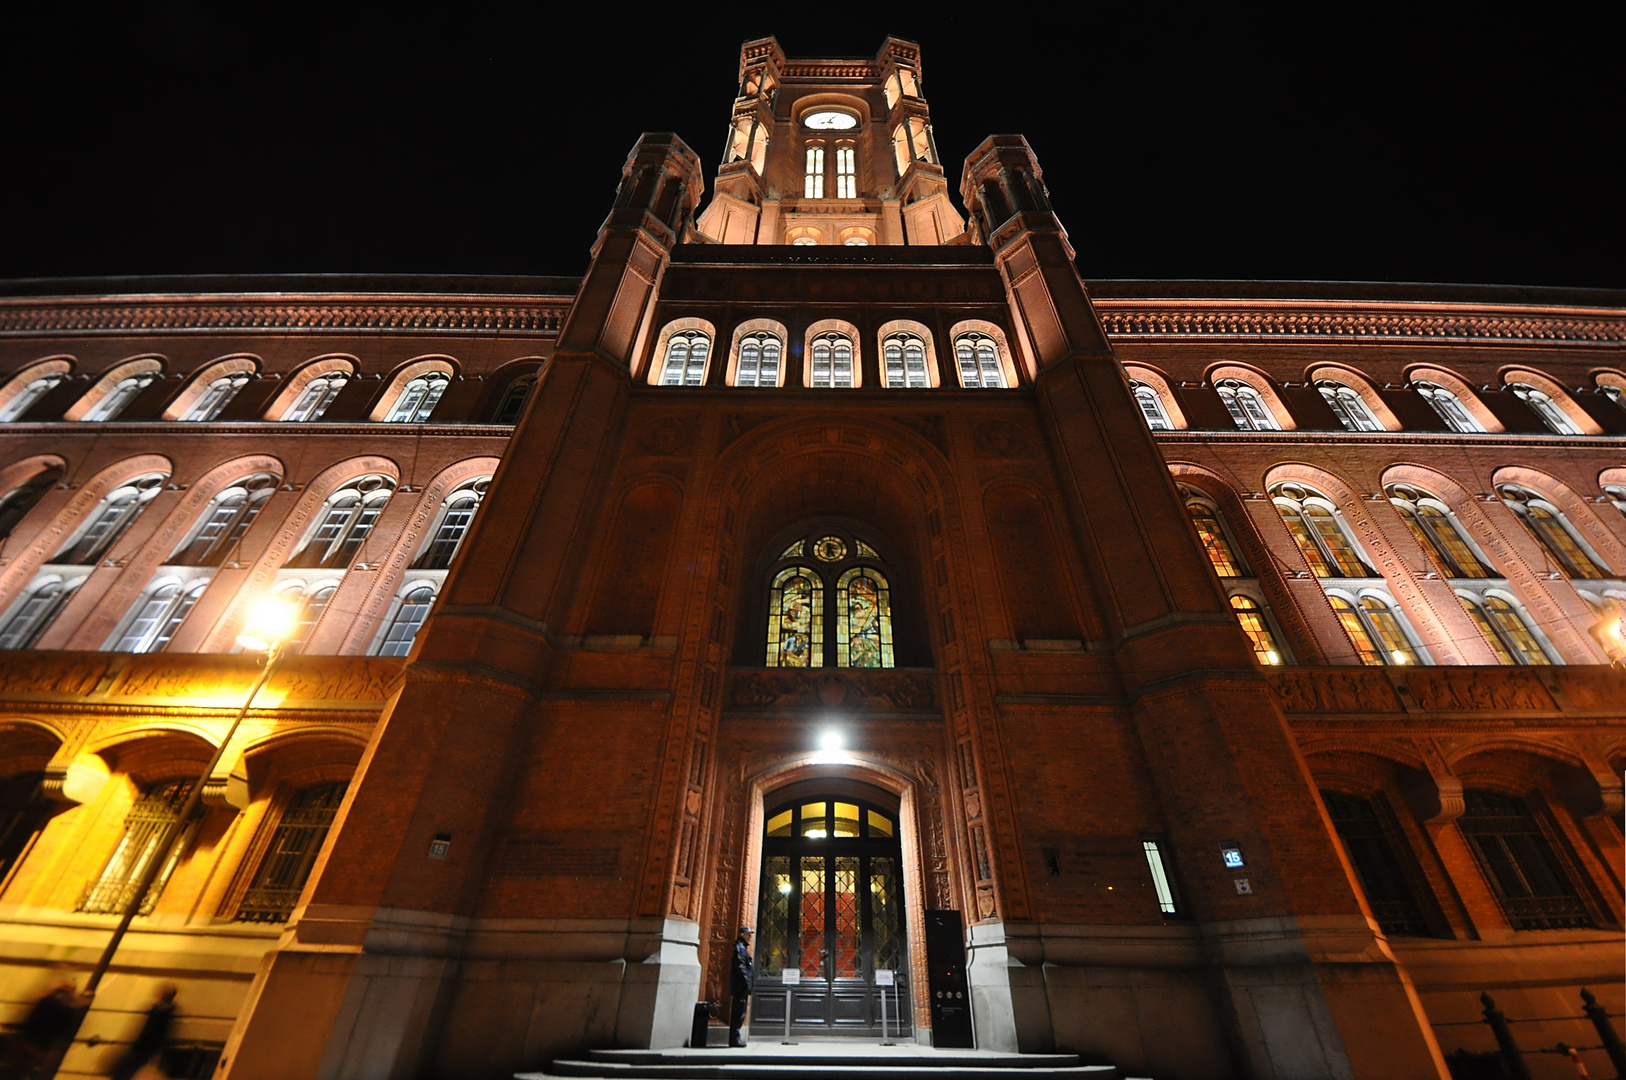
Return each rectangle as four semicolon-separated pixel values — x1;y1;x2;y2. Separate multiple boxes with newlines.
1316;381;1383;432
1498;484;1607;580
1457;791;1591;930
1181;488;1245;578
0;465;63;540
1508;383;1581;435
287;475;394;570
835;145;856;199
236;781;348;923
0;772;51;885
791;235;819;247
0;373;66;422
659;331;712;386
78;779;196;915
55;473;167;566
1414;381;1484;433
1229;595;1282;664
804;144;825;198
0;577;81;650
1271;484;1372;578
881;334;929;389
384;372;451;423
492;374;535;424
1329;594;1419;665
1605;484;1626;520
113;580;207;653
84;372;159;422
1600;383;1626;414
374;584;436;657
1132;382;1172;430
171;473;279;567
953;334;1006;389
413;479;489;570
1460;594;1550;665
1215;379;1278;431
1386;485;1490;578
809;334;855;388
281;372;349;422
765;530;895;669
1320;792;1430;936
181;373;251;421
284;583;338;655
736;333;783;388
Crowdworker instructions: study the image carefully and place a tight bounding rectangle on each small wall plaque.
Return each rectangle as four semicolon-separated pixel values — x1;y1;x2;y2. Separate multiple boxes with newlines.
428;833;452;860
875;969;894;986
1221;847;1245;868
1234;878;1252;895
781;969;800;985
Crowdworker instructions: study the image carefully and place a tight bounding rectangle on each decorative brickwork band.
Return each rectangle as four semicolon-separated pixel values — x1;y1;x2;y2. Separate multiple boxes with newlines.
0;297;570;337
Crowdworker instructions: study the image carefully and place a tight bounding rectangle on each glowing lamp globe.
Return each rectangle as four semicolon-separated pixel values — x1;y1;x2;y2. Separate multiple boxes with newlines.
236;596;302;653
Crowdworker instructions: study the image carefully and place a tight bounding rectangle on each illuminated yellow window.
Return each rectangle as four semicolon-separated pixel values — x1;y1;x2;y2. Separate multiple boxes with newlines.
1229;595;1282;664
1329;596;1383;665
1189;501;1243;577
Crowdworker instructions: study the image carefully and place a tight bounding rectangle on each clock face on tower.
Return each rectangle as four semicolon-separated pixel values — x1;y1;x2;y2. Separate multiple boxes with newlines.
803;110;858;130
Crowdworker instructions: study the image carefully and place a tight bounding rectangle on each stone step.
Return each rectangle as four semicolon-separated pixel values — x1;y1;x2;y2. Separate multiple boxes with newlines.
520;1046;1125;1080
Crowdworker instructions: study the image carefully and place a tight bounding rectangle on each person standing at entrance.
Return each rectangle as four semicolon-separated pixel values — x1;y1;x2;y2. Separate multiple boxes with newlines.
109;983;176;1080
728;926;754;1047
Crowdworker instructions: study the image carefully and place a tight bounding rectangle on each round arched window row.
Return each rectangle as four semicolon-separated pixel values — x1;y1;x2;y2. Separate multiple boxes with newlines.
1385;484;1491;579
1131;381;1172;430
1497;484;1608;580
881;333;929;389
492;374;536;424
413;479;490;570
83;372;160;422
1329;594;1420;666
385;372;451;423
659;332;712;386
1414;381;1484;433
765;530;893;669
1316;381;1383;432
736;333;783;388
1181;488;1245;578
1215;379;1278;431
1229;595;1283;664
1271;484;1373;578
1458;594;1551;666
54;473;168;566
809;334;855;388
287;474;395;570
171;473;281;567
113;579;208;654
954;335;1006;389
281;372;349;422
0;373;67;422
374;584;437;657
0;465;64;540
1508;383;1581;435
181;373;251;421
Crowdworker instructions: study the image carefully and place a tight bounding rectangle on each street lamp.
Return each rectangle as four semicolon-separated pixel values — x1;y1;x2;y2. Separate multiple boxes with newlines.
51;596;301;1075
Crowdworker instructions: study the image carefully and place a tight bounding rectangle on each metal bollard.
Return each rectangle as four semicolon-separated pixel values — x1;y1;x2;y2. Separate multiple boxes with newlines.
1480;992;1534;1080
1580;988;1625;1079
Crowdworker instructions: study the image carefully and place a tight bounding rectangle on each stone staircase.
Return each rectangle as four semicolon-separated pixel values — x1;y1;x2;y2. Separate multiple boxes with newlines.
519;1044;1141;1079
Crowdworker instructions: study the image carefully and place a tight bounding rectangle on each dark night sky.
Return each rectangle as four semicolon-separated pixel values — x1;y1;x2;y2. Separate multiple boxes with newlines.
4;8;1620;289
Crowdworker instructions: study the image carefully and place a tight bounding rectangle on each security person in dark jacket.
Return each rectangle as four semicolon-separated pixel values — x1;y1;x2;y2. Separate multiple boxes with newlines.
728;925;754;1047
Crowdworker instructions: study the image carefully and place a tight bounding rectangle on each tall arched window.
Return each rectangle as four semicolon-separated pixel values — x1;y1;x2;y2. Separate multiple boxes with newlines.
809;334;855;388
1132;382;1172;430
287;475;394;570
1386;485;1490;578
0;373;66;422
1458;791;1591;930
1271;484;1372;578
953;334;1006;389
1182;488;1245;577
1329;594;1419;665
171;473;279;567
1215;379;1278;431
281;372;349;422
1459;594;1550;665
283;583;338;655
113;580;207;653
1316;381;1383;432
736;333;783;388
659;331;712;386
1229;596;1283;664
374;584;436;657
236;781;348;923
0;577;81;650
1320;791;1430;936
835;145;856;199
181;373;251;421
84;373;159;422
413;479;489;570
492;374;535;423
384;373;451;422
804;144;825;198
0;465;63;540
765;530;894;669
1497;484;1607;580
78;779;196;915
881;334;929;389
1415;381;1484;433
55;473;167;566
1508;383;1580;435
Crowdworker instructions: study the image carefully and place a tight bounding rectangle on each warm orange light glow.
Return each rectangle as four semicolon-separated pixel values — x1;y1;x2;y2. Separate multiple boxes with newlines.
236;595;302;653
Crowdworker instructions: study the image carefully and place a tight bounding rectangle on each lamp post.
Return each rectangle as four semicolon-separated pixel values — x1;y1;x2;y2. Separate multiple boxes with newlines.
47;596;300;1077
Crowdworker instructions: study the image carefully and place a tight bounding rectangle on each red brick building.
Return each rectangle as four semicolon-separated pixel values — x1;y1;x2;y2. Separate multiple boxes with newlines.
0;36;1621;1080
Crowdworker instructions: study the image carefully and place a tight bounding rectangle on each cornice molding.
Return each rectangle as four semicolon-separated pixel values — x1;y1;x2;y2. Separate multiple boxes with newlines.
0;293;573;338
1093;299;1626;348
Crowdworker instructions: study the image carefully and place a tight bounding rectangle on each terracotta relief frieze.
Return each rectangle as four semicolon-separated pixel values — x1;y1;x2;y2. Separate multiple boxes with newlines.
0;651;403;708
1267;665;1626;718
723;667;938;716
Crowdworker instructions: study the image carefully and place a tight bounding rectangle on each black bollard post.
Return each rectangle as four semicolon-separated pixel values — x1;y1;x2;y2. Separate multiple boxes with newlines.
1481;992;1534;1080
1581;988;1625;1079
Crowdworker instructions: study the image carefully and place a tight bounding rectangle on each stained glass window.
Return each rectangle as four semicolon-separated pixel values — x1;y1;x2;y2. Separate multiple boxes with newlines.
1272;486;1371;577
1330;595;1384;666
1186;497;1243;577
1229;595;1282;664
1482;596;1551;665
837;567;892;668
779;540;805;559
1387;485;1491;579
767;567;822;667
855;540;880;559
1461;596;1518;665
813;536;847;562
1362;596;1419;664
1499;485;1607;579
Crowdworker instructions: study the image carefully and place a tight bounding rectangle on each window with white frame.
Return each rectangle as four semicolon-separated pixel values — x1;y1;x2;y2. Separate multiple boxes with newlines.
1508;383;1581;435
54;473;167;566
804;145;825;198
1459;593;1552;666
1414;381;1484;433
882;333;929;388
112;580;207;653
1132;381;1172;430
1497;484;1608;580
1604;485;1626;519
281;373;349;422
1600;384;1626;414
170;473;279;567
384;372;451;423
1270;484;1373;579
809;333;855;388
1215;379;1278;431
1328;592;1421;666
0;577;82;650
279;582;339;655
84;373;160;422
0;374;66;422
1317;381;1384;432
658;331;712;386
413;479;489;570
1385;485;1493;579
835;145;856;198
374;584;437;657
492;374;535;424
181;373;251;421
954;334;1006;389
286;475;394;570
735;333;783;388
